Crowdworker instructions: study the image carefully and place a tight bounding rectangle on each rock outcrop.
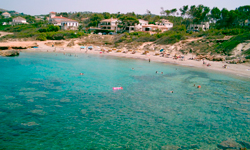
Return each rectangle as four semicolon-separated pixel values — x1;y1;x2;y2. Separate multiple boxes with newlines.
0;50;19;57
217;139;242;149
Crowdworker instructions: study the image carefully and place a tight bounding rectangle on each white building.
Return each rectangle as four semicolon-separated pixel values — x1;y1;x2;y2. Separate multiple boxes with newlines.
12;17;27;25
98;18;120;32
48;12;79;30
126;19;148;33
155;19;173;29
61;19;79;30
188;22;209;31
134;19;149;31
2;12;11;18
142;24;168;32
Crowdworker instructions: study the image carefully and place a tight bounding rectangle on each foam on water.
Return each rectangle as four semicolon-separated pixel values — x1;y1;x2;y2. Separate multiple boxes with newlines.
0;52;250;149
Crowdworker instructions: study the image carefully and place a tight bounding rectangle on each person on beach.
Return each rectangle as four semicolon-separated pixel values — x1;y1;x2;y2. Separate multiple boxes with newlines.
149;58;150;62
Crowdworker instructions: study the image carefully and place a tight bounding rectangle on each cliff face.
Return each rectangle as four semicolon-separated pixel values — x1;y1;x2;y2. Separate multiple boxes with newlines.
0;50;19;57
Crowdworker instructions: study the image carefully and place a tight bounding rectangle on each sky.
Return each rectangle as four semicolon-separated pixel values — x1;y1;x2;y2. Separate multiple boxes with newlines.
1;0;249;15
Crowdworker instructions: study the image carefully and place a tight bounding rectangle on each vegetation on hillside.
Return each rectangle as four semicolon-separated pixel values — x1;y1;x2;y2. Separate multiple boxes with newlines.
0;24;86;41
0;5;250;57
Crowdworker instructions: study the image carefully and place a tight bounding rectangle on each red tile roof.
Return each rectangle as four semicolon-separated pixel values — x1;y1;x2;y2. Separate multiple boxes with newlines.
50;11;56;14
100;18;119;22
52;16;68;19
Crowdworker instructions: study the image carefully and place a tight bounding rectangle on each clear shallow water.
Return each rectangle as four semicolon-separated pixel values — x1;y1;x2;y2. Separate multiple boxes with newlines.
0;52;250;149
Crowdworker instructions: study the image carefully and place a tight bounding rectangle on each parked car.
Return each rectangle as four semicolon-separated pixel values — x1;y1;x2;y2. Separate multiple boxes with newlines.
109;32;117;35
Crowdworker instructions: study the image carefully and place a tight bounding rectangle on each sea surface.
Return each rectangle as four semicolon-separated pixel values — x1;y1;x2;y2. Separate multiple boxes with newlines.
0;51;250;149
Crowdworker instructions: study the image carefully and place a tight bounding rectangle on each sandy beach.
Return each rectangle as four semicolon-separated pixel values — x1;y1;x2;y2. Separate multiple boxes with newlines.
1;40;250;78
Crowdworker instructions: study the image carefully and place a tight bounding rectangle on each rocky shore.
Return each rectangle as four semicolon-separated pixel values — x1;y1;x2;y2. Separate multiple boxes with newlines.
160;139;250;150
0;50;19;56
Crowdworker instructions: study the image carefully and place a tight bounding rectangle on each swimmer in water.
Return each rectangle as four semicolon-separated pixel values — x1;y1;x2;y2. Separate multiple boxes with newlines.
79;73;84;75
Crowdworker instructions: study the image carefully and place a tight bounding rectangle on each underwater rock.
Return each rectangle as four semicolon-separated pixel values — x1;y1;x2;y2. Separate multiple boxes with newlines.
217;139;242;149
0;50;19;57
211;110;219;113
5;102;23;109
60;99;70;103
162;109;171;113
237;140;250;148
243;96;250;99
180;144;199;149
135;110;148;113
21;122;39;126
29;109;47;115
80;109;87;115
161;145;180;150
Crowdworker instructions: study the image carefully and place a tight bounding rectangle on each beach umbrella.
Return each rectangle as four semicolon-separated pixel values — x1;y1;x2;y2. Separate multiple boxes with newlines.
160;49;164;52
80;46;85;49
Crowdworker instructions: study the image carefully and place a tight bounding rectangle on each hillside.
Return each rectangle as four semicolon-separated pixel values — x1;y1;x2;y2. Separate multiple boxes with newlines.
0;8;7;12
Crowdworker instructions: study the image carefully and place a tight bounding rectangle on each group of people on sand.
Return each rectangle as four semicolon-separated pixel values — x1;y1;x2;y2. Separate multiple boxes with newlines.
202;59;211;67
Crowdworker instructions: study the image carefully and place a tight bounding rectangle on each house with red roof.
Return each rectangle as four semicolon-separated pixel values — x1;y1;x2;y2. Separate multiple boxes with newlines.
48;12;79;30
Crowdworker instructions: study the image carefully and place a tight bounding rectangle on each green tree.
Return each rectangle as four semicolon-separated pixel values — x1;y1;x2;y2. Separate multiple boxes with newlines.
237;5;250;26
188;5;210;23
119;15;139;30
179;5;188;17
210;7;221;23
88;13;104;27
24;15;36;23
57;12;68;18
103;12;111;19
165;10;171;17
170;8;177;16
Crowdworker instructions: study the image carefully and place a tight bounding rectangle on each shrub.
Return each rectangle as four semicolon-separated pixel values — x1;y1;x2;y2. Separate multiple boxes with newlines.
155;34;185;44
215;32;250;55
136;36;157;42
242;48;250;55
36;33;47;41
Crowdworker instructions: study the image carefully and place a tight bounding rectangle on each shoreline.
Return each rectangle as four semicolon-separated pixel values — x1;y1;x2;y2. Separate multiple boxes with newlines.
1;40;250;78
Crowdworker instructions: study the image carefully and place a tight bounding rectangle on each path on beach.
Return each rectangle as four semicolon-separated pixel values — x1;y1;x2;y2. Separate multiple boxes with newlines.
0;31;13;38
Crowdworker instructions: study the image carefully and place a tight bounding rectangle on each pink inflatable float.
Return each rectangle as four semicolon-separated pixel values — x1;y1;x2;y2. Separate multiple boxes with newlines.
113;87;123;90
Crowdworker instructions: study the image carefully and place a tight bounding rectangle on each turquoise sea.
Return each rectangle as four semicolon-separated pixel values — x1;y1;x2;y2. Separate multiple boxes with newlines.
0;51;250;149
